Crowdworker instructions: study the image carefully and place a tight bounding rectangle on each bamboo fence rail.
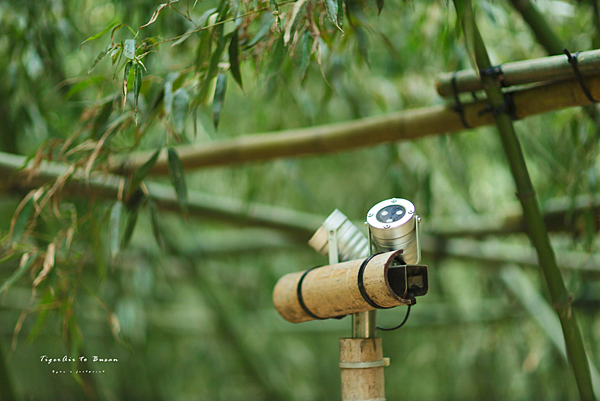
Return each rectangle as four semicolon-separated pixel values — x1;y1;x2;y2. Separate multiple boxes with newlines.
2;151;600;272
107;73;600;175
436;49;600;97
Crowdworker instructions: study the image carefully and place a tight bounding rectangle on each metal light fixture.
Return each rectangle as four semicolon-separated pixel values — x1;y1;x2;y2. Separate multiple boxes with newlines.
366;198;421;265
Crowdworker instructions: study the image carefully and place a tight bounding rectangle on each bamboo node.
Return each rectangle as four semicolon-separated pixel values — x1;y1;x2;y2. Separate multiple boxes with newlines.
515;188;536;201
478;92;517;119
480;65;505;84
552;295;573;319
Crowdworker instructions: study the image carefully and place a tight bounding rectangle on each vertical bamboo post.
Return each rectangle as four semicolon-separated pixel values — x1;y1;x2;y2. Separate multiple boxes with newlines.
340;217;386;401
453;0;596;399
340;337;387;401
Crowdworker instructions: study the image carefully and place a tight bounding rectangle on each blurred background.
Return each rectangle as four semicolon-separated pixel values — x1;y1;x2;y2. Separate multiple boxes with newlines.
0;0;599;399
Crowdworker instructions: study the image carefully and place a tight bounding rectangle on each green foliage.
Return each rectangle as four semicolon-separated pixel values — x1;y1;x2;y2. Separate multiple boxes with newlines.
1;0;600;400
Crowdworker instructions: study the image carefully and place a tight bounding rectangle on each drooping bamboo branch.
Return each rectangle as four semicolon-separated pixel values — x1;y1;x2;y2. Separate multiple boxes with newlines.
436;49;600;97
453;0;595;399
107;75;600;175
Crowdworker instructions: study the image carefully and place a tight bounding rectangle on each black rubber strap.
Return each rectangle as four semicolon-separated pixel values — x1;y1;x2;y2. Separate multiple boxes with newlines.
297;267;325;320
478;92;517;119
451;71;471;129
357;253;390;310
564;48;597;103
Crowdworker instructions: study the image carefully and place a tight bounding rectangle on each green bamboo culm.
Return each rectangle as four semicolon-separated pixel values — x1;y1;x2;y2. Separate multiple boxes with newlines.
507;0;563;55
452;0;596;400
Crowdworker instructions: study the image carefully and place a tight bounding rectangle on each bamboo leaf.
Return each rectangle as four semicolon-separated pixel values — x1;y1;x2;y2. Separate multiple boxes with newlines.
199;19;227;104
26;291;52;342
124;39;136;60
134;62;144;123
110;201;124;262
172;88;190;135
128;148;161;193
270;0;282;32
65;76;105;99
284;0;307;45
300;31;312;80
11;196;34;241
163;72;179;115
148;199;164;250
111;23;125;43
121;208;140;250
33;244;55;288
355;27;370;67
167;147;188;217
139;2;173;30
228;30;243;90
337;0;344;27
122;61;133;110
0;252;39;294
92;100;113;140
269;36;285;78
324;0;343;32
246;13;274;48
80;21;122;50
212;73;227;129
87;45;112;75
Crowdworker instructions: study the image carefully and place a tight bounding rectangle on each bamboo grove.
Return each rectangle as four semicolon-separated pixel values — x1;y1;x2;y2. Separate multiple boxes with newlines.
1;0;600;399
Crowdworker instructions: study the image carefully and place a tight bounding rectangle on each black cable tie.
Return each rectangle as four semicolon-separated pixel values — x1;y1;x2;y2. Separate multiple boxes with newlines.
564;48;597;103
478;92;517;119
451;71;471;129
481;65;505;85
297;266;326;320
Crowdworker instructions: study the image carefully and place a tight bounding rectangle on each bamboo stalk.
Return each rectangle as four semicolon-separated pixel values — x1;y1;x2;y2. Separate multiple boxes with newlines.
453;0;595;399
3;151;600;252
436;49;600;97
106;75;600;175
507;0;564;56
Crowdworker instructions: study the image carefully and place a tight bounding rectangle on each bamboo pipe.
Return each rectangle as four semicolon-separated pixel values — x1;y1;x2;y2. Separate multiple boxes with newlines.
108;75;600;175
272;251;418;324
436;49;600;97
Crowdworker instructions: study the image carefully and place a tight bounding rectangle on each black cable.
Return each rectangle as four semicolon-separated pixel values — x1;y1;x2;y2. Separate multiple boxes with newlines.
376;303;412;332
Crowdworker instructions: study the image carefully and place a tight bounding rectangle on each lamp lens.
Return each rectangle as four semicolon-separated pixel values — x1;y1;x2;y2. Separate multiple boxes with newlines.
376;205;406;224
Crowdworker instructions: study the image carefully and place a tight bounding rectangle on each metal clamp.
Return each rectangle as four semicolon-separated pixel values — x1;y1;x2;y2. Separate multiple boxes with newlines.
339;358;390;369
415;215;421;265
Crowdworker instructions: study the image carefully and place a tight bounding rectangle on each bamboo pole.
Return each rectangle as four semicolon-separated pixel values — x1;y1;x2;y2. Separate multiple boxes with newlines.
507;0;564;56
339;338;387;401
453;0;595;399
436;49;600;97
107;75;600;175
3;151;600;269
